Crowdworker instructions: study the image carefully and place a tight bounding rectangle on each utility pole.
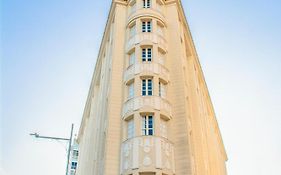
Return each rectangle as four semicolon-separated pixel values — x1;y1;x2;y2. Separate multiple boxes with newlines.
30;124;74;175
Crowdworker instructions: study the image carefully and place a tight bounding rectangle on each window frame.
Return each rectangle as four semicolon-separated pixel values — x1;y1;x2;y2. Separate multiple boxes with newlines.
143;0;151;8
129;24;136;38
127;118;135;139
142;79;153;96
142;48;152;62
142;21;152;32
160;118;168;139
71;161;78;170
159;81;167;98
129;51;135;66
128;82;134;99
142;115;154;136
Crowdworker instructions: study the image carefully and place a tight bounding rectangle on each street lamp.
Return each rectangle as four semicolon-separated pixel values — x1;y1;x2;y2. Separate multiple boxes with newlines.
30;124;74;175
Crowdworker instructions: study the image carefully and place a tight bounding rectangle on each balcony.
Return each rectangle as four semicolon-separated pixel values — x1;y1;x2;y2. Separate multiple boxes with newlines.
126;32;167;52
122;96;172;117
124;62;169;83
121;136;175;174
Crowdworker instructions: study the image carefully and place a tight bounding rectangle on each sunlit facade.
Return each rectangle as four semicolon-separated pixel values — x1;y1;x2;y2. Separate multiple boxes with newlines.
76;0;227;174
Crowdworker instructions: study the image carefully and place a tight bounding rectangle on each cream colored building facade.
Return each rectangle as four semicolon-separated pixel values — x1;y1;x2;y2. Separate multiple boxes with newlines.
76;0;227;175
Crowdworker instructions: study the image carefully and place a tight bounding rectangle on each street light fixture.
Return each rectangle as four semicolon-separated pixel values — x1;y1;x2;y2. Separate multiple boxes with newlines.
30;124;74;175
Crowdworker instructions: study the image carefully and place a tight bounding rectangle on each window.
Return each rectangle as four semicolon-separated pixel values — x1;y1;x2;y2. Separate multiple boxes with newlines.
142;21;152;32
156;1;163;12
127;118;134;139
131;1;137;13
143;0;151;8
157;24;164;36
142;115;154;135
159;82;167;98
72;150;79;158
129;51;135;66
142;48;152;62
71;162;77;170
158;50;165;65
142;79;153;96
160;118;168;138
129;24;136;38
128;82;134;99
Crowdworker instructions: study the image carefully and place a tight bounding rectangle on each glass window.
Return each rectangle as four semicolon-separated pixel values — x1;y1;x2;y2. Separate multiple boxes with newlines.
127;118;134;139
142;79;153;96
131;1;136;13
130;24;136;38
142;115;154;135
129;51;135;66
72;150;79;158
159;82;166;98
71;162;77;170
158;50;165;65
142;21;152;32
143;0;151;8
157;24;164;36
142;48;152;62
160;118;168;138
128;82;134;99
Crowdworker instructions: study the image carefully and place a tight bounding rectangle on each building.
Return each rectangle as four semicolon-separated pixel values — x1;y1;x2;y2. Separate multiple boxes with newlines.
76;0;227;175
69;139;79;175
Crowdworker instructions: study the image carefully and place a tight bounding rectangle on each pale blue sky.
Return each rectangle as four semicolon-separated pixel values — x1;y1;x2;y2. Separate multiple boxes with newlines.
1;0;281;175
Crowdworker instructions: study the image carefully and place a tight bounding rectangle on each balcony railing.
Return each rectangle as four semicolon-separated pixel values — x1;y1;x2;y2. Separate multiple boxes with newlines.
121;136;175;174
124;62;169;83
126;32;167;51
122;96;172;117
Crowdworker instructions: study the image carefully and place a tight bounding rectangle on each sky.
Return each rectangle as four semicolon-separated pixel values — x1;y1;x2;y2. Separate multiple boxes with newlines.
1;0;281;175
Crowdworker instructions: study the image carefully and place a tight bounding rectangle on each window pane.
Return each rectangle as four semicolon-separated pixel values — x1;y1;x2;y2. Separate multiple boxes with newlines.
131;2;136;13
142;22;146;32
147;48;152;61
129;52;135;66
147;21;151;32
130;25;136;37
142;80;146;96
142;49;146;61
148;80;152;95
158;25;164;36
128;119;134;139
160;119;168;138
128;83;134;98
143;0;151;8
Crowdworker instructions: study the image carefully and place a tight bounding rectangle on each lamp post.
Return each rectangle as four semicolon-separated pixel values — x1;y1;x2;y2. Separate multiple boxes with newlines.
30;124;74;175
